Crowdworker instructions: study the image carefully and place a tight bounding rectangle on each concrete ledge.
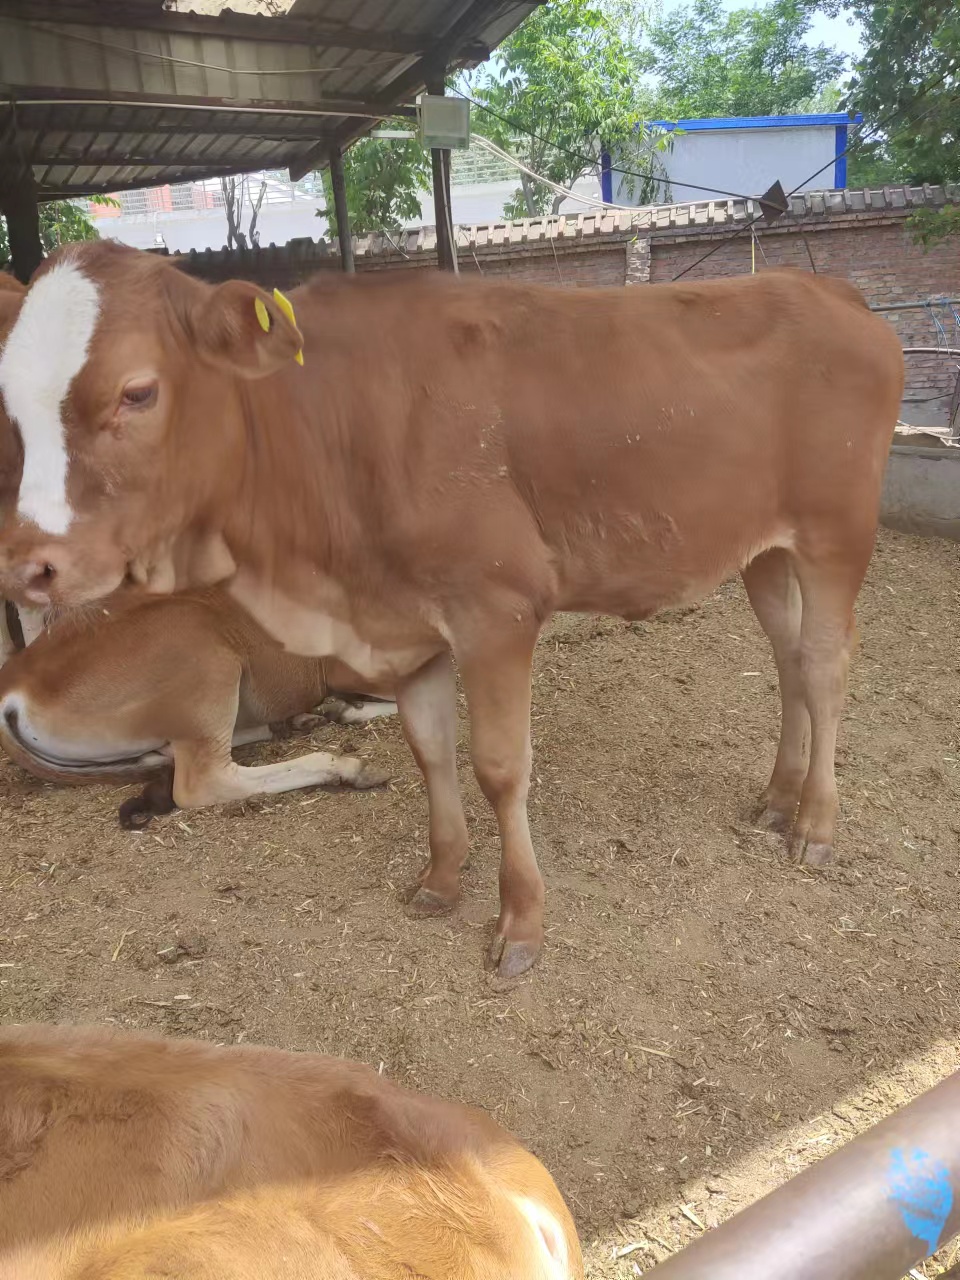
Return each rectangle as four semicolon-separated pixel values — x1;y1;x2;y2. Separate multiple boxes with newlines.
880;439;960;541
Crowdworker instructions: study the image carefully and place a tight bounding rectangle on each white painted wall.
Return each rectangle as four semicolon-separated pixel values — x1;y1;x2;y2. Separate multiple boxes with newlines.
612;124;839;205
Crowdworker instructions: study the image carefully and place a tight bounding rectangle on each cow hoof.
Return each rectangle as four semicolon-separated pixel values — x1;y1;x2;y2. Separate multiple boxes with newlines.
755;805;793;834
118;799;155;830
790;837;835;868
406;887;457;918
486;935;541;979
351;762;391;790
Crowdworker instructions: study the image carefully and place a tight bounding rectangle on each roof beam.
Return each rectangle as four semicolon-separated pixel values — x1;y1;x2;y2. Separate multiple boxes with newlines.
9;86;415;122
0;2;427;54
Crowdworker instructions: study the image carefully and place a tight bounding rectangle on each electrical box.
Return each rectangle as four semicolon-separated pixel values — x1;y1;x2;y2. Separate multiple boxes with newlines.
418;94;471;150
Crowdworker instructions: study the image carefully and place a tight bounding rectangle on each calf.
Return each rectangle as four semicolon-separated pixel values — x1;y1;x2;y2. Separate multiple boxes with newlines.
0;589;396;828
0;1023;581;1279
0;246;905;975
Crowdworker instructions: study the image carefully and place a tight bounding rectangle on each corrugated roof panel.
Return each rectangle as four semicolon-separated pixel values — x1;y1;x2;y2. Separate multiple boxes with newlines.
1;0;540;196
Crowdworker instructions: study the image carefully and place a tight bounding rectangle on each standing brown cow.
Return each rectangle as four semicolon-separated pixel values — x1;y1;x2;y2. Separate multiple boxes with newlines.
0;244;904;976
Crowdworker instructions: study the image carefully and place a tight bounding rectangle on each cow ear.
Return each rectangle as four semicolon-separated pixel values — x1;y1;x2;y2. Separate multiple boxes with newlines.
193;280;303;379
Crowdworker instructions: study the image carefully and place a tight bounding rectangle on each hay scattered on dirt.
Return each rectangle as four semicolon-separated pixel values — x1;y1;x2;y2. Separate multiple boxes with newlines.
2;528;959;1273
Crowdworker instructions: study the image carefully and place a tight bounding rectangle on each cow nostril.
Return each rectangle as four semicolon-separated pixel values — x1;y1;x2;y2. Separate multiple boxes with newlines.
21;560;58;603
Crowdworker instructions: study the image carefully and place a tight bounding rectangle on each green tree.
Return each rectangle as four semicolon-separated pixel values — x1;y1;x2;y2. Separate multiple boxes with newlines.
469;0;655;217
0;196;112;267
318;127;430;237
644;0;846;120
820;1;959;213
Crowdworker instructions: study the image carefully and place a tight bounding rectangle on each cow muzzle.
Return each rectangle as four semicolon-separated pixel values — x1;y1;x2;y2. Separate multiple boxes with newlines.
0;531;127;610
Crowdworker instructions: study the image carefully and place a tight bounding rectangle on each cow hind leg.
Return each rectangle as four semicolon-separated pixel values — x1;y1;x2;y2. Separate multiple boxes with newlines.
741;549;809;833
456;627;544;979
788;556;863;867
396;652;469;917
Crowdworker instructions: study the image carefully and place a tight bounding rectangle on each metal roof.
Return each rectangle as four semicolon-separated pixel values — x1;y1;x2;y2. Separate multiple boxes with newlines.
0;0;540;197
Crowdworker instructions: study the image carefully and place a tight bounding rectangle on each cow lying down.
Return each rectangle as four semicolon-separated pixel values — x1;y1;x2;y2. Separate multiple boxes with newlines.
0;588;397;829
0;1023;581;1279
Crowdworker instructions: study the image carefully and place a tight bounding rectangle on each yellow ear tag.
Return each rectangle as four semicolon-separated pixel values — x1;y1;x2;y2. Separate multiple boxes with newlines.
272;287;304;366
254;297;271;332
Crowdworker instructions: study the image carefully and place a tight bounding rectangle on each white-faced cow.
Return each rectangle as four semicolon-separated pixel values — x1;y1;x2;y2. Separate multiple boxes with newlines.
0;244;904;976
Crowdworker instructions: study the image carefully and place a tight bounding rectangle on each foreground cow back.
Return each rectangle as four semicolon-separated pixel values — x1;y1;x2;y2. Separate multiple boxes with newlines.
0;248;905;975
0;1024;580;1279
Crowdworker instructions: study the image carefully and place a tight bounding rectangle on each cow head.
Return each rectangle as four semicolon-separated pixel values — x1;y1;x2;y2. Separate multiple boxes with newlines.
0;241;303;609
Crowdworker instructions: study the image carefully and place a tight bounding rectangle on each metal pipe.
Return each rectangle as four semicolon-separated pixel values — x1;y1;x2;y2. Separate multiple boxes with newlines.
871;299;960;313
427;71;459;275
647;1068;960;1280
902;347;960;356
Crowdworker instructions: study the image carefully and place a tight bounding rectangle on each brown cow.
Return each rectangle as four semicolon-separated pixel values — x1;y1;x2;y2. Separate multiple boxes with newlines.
0;1023;581;1278
0;244;904;976
0;591;396;829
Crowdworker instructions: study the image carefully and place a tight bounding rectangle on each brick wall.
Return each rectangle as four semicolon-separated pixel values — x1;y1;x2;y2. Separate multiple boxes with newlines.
169;188;960;403
651;220;960;400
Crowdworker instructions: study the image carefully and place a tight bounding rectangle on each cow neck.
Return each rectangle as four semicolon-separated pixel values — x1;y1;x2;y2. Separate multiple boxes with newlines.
222;368;344;592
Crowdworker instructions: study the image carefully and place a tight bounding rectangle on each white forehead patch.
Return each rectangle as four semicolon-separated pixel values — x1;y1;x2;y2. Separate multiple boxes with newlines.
0;261;101;536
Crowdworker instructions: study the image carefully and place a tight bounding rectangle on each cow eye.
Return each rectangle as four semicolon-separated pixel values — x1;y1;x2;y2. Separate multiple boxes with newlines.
120;381;158;409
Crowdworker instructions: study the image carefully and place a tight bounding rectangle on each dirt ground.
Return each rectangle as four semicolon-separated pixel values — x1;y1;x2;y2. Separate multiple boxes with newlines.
2;527;960;1275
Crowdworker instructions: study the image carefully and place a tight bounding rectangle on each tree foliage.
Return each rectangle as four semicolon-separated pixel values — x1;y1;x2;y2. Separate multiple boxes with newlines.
822;0;959;197
643;0;846;120
0;197;112;266
319;127;430;236
469;0;654;217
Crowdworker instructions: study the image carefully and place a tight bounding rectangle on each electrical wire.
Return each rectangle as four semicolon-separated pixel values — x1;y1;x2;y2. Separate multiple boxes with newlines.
454;88;758;203
472;134;645;212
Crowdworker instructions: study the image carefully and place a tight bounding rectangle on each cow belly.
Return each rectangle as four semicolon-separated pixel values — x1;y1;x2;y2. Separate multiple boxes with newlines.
556;523;796;618
0;691;168;768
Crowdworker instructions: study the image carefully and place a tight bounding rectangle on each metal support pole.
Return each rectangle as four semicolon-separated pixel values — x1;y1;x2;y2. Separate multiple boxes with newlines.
1;173;43;284
328;145;354;274
647;1068;960;1280
427;72;458;274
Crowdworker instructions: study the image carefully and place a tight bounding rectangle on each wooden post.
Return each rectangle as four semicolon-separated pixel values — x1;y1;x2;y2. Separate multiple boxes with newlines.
1;173;43;284
427;73;458;274
328;145;354;274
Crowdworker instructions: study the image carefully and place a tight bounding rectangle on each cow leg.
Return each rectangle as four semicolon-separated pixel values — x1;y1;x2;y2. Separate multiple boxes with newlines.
231;724;274;747
171;737;389;809
325;696;399;726
789;559;861;867
397;652;469;916
741;549;809;832
457;633;543;979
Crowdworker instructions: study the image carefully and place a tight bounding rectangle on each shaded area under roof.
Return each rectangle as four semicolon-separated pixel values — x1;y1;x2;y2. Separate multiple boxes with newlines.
0;0;540;197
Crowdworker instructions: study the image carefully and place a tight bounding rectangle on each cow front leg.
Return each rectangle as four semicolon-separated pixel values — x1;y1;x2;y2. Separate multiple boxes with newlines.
457;627;544;979
170;739;389;808
397;651;469;916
